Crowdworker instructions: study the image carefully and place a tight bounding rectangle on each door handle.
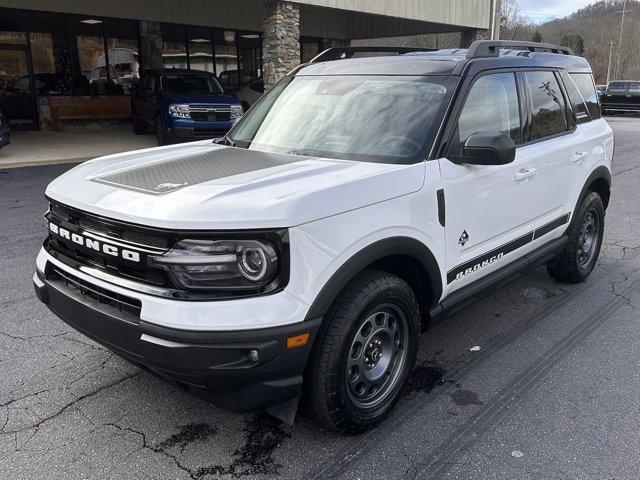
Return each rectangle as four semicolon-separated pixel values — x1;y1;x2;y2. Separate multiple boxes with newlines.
513;168;537;182
572;151;588;163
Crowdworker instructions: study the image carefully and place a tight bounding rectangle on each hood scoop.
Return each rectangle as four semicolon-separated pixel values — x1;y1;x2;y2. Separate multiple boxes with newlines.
91;146;303;195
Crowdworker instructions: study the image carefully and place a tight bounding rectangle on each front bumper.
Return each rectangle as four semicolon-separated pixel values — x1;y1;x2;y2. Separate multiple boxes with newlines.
166;118;234;139
33;267;321;413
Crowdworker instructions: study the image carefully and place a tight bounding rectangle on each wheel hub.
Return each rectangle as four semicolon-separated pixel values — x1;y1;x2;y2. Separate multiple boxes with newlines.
345;306;409;410
577;209;600;268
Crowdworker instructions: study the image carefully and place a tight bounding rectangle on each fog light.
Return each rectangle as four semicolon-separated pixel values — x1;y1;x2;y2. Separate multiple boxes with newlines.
248;349;260;363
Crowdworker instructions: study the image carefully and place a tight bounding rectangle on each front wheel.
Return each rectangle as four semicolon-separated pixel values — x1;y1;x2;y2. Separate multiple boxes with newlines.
547;191;605;283
303;269;420;434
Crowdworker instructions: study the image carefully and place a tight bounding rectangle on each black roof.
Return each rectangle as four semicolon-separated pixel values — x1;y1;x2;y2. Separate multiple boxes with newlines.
297;41;593;78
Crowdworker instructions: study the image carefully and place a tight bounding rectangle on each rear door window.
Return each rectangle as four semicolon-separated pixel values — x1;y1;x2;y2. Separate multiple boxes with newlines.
629;82;640;96
525;71;568;140
569;73;600;119
607;81;627;94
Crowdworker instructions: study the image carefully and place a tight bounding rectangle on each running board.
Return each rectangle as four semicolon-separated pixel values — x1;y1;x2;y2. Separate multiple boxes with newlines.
429;236;568;325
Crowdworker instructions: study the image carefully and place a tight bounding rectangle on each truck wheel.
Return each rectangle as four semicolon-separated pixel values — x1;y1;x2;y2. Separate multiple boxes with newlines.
547;191;605;283
304;269;420;434
131;106;147;135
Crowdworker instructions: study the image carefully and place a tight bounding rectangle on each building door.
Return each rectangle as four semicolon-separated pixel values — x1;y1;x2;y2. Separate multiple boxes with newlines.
0;45;38;129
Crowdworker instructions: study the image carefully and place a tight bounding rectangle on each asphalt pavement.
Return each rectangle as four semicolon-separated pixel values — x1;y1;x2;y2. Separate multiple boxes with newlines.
1;116;639;480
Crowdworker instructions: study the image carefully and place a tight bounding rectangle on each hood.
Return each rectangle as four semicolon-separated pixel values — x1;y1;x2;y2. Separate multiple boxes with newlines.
45;142;425;230
161;91;239;105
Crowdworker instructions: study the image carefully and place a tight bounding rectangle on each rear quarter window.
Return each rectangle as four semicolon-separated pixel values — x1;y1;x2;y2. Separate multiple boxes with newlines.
570;73;600;120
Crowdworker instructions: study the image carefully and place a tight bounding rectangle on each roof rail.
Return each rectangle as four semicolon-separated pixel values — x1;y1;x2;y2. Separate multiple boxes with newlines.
467;40;574;59
310;46;436;63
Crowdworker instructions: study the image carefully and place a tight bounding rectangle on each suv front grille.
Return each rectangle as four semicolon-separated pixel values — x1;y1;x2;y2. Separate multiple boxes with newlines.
46;201;173;288
48;265;142;319
188;104;231;122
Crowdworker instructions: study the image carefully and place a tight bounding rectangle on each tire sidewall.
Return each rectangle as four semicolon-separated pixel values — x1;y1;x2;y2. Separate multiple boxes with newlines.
322;275;420;431
574;192;605;277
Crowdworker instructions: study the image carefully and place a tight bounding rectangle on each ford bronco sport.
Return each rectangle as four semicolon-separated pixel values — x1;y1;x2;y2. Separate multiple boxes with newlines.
34;41;613;434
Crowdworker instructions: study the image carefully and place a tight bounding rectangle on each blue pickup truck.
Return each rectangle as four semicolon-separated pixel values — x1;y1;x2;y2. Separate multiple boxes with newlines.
131;68;243;145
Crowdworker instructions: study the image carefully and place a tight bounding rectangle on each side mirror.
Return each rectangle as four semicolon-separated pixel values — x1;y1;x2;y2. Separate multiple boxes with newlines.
453;132;516;166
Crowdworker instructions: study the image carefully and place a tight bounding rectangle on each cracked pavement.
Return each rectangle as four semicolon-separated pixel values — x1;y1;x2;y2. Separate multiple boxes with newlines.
1;115;640;479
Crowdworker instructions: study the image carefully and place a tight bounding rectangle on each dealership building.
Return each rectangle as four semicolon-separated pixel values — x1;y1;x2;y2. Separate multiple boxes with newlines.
0;0;497;130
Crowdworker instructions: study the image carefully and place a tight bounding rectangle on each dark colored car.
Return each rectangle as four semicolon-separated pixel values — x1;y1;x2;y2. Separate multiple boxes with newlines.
601;80;640;114
131;68;243;145
0;108;9;149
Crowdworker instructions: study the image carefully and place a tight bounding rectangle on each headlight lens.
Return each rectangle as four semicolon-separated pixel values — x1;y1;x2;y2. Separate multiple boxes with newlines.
230;104;243;119
168;104;190;118
149;239;279;292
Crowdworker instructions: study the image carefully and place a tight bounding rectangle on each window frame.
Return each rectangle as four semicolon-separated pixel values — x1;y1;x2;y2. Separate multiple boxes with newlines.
558;70;591;124
444;68;527;159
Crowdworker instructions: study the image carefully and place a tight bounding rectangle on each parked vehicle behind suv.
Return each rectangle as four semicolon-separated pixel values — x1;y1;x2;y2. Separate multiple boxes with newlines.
601;80;640;114
34;41;612;435
131;68;243;145
0;107;9;149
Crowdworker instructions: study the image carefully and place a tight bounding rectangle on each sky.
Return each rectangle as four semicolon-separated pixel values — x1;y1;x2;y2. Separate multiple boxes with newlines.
519;0;598;23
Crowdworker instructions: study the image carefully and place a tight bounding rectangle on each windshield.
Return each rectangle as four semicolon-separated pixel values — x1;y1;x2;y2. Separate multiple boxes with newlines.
228;75;456;163
160;74;223;95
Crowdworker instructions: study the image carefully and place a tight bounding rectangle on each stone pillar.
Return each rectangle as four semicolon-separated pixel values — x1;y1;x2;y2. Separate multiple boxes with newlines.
461;28;487;48
139;21;163;70
262;1;300;89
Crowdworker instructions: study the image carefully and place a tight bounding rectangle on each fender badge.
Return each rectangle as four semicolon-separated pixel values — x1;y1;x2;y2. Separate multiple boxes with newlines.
458;230;469;246
155;182;186;191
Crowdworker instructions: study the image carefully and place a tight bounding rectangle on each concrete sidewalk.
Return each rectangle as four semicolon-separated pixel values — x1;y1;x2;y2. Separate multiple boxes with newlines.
0;127;157;169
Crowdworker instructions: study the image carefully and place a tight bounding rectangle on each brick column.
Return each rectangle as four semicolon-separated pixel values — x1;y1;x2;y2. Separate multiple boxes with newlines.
263;1;300;89
139;21;163;70
461;28;487;48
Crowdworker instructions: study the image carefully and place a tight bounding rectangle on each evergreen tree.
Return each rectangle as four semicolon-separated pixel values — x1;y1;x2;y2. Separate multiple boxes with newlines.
561;33;585;56
531;30;544;43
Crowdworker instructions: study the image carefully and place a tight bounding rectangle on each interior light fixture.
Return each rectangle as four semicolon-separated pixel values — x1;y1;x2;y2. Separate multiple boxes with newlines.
241;34;260;39
189;38;211;43
81;19;103;24
223;31;236;43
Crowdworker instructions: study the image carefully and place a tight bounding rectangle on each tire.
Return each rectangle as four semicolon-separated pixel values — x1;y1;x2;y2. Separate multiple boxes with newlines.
547;191;605;283
303;269;420;435
131;105;147;135
155;115;167;146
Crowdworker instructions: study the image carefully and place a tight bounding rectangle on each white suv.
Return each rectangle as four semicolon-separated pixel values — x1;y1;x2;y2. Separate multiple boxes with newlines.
34;41;613;434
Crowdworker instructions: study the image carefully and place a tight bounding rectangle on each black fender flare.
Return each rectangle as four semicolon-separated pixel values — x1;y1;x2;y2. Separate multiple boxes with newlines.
304;237;443;320
575;165;611;213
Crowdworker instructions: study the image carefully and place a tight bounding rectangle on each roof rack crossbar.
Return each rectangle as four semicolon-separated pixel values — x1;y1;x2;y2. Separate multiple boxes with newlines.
310;46;436;63
466;40;574;59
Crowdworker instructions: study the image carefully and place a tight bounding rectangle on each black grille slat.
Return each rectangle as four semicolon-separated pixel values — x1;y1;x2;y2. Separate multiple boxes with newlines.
50;266;142;318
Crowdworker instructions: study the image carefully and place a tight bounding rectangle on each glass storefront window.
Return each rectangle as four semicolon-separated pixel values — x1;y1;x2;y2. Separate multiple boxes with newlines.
161;24;187;69
71;18;107;94
214;29;238;93
0;12;27;44
105;19;140;94
238;33;261;86
188;26;214;73
28;11;74;95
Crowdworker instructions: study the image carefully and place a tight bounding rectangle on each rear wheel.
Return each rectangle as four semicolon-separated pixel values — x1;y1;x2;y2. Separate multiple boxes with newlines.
303;269;420;434
547;191;605;283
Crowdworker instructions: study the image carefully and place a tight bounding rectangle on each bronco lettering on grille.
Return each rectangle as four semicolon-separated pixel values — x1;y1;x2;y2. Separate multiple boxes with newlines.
48;222;141;263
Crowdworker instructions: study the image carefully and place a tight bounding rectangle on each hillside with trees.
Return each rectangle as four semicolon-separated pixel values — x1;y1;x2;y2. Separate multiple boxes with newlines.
501;0;640;84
